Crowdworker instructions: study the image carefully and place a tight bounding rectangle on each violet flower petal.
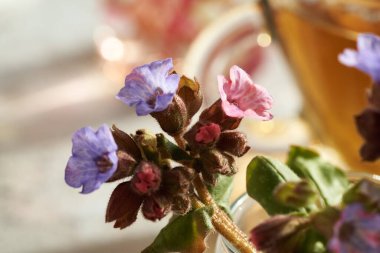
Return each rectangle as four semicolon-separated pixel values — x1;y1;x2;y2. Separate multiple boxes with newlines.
116;58;180;116
65;124;118;194
339;33;380;84
328;203;380;253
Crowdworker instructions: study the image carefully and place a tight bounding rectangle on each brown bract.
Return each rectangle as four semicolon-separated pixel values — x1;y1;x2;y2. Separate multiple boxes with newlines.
106;182;143;229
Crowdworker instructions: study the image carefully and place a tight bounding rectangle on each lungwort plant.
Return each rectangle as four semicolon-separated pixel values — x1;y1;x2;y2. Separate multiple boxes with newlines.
64;34;380;253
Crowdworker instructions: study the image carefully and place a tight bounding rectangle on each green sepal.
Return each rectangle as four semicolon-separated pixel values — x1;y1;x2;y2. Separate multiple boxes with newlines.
286;146;349;207
156;133;192;163
246;156;305;215
208;174;234;216
274;180;318;209
142;207;213;253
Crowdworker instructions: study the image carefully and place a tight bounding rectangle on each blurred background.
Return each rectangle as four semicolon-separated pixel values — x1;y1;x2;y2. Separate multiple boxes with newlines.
4;0;378;252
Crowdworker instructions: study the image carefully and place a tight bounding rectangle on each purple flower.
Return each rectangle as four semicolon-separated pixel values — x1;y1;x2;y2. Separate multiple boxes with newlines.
116;58;180;116
218;65;273;120
329;203;380;253
339;33;380;84
65;124;118;194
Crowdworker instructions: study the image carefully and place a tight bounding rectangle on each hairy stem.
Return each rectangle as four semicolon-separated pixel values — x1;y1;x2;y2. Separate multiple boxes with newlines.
193;174;256;253
174;134;255;252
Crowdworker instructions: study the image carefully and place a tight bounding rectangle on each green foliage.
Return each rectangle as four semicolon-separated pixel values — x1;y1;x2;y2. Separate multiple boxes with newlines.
286;146;349;206
246;156;305;215
208;174;234;215
142;207;213;253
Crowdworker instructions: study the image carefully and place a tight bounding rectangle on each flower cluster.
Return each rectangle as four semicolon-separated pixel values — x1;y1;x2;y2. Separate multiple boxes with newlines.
64;59;272;233
339;33;380;161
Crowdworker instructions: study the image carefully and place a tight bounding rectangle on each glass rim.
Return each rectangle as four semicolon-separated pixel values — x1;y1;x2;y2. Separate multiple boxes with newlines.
221;171;380;253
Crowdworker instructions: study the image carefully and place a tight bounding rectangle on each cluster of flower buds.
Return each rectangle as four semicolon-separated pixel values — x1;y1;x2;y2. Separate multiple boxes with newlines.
105;128;196;227
64;58;273;229
339;33;380;161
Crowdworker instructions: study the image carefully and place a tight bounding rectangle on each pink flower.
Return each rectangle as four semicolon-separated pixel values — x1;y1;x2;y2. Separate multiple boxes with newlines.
218;65;273;120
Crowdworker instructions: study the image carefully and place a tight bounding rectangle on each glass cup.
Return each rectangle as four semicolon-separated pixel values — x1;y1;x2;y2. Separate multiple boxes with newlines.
268;0;380;173
183;0;380;173
216;172;380;253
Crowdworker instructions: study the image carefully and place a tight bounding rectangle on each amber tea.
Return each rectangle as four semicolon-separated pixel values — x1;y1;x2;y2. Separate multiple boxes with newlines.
269;0;380;172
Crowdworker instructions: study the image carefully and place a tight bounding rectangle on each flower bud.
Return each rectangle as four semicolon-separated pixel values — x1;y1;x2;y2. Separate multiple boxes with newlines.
355;109;380;161
184;122;220;151
195;123;221;145
163;167;193;196
172;195;192;215
131;161;161;195
201;149;236;176
142;195;171;221
151;95;188;136
199;100;242;131
250;215;310;253
217;130;250;157
274;180;317;208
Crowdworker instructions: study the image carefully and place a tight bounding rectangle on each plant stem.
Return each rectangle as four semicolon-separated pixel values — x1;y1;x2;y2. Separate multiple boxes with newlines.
174;134;255;252
193;175;256;253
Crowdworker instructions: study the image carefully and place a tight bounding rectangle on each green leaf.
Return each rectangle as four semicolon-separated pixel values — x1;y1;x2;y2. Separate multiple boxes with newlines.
208;174;233;215
156;133;192;162
286;146;349;206
142;207;213;253
246;156;305;215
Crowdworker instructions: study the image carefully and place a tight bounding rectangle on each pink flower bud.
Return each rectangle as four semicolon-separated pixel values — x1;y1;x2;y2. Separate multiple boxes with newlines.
131;161;161;195
195;123;221;144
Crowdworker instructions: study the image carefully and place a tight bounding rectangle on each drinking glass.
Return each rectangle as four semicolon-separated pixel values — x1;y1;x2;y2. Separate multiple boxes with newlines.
268;0;380;173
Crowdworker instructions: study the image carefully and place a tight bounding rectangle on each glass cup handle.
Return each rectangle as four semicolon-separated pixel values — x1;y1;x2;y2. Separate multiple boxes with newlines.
182;3;264;81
